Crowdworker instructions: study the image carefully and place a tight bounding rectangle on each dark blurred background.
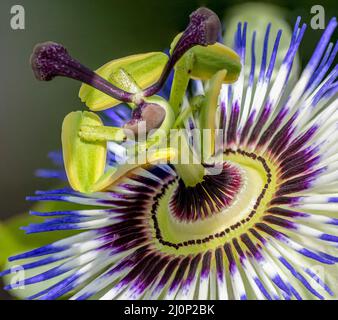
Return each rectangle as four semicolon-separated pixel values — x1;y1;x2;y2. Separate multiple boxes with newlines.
0;0;337;299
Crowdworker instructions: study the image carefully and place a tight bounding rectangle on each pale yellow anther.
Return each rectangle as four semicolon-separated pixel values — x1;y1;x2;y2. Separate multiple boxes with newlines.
79;52;168;111
79;125;126;142
62;111;107;193
170;32;241;83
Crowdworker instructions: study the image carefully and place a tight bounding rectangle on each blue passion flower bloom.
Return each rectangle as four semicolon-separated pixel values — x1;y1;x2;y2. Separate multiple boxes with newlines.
1;8;338;300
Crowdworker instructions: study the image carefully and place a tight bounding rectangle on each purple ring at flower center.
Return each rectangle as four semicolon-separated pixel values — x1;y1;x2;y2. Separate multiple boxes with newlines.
170;162;242;222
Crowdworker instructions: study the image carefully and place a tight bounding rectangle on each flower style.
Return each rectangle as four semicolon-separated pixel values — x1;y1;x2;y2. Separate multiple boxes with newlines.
1;7;338;300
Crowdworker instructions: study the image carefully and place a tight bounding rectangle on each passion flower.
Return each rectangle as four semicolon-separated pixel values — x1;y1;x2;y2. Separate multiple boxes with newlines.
2;7;338;300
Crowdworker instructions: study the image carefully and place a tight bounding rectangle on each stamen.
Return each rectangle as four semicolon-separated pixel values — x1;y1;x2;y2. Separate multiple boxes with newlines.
30;42;134;103
143;7;221;97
